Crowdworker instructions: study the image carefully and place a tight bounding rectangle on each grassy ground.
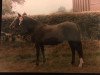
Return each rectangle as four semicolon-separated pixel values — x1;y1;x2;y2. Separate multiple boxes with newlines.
0;40;100;73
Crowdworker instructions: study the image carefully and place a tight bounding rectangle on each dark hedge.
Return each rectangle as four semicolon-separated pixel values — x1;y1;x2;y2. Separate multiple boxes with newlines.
2;12;100;40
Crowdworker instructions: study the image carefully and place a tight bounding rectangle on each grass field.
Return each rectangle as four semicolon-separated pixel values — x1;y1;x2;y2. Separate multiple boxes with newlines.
0;40;100;73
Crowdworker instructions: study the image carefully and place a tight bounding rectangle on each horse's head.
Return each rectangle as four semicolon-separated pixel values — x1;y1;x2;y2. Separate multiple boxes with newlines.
9;13;24;29
15;13;29;27
13;13;39;36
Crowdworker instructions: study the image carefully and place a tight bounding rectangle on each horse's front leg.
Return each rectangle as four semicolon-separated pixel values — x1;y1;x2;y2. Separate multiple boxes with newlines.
40;45;46;64
35;43;40;66
71;49;75;65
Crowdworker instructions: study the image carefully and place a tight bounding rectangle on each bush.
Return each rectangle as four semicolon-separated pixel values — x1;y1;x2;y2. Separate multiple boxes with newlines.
2;12;100;40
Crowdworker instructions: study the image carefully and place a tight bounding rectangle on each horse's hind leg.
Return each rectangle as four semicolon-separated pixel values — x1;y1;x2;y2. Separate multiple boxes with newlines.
68;41;76;65
76;41;84;67
40;45;46;64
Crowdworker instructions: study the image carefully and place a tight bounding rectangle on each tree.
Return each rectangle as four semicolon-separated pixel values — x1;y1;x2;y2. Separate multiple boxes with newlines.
2;0;12;14
57;6;67;13
2;0;25;15
12;0;25;4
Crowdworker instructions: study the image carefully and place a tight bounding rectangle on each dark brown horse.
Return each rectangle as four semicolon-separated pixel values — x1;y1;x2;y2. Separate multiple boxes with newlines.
13;13;84;67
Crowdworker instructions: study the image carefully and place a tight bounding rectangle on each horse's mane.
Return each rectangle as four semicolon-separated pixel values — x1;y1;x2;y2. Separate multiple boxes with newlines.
24;16;39;25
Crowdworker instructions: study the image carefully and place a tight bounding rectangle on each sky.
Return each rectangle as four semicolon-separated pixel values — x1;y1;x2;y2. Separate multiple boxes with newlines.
12;0;73;15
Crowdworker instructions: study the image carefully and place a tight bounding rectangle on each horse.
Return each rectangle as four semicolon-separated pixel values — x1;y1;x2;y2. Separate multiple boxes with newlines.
13;13;84;67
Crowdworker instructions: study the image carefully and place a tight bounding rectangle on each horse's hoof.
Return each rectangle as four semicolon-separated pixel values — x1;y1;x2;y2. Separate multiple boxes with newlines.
78;61;84;68
78;64;82;68
78;63;84;68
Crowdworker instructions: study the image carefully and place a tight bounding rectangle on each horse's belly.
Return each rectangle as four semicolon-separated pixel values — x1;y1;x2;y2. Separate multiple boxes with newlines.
43;37;62;45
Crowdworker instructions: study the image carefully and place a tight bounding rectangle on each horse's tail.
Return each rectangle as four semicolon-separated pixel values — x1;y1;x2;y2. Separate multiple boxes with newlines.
76;23;83;40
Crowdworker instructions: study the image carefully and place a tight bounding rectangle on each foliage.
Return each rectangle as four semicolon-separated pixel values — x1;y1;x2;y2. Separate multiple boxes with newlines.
57;6;67;13
2;0;25;15
2;0;12;15
2;12;100;40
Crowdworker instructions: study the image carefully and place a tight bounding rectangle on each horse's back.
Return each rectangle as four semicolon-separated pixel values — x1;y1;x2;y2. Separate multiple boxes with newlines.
57;21;79;31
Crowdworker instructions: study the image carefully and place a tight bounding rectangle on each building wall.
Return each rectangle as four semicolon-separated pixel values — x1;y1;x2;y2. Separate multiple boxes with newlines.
73;0;100;12
90;0;100;11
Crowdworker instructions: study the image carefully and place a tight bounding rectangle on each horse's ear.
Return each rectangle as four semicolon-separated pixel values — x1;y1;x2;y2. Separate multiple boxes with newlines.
18;13;21;17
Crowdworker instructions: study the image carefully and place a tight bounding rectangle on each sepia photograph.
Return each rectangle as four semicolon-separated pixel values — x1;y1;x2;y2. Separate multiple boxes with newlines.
1;0;100;73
